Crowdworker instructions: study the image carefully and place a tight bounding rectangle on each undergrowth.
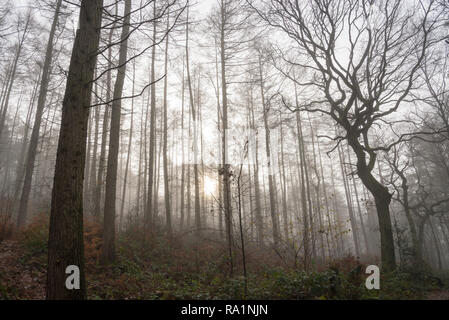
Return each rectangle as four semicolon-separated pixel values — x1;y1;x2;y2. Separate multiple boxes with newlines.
3;214;447;300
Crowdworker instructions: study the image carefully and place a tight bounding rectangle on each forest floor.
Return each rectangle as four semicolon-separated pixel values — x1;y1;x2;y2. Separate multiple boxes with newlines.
0;240;45;299
1;214;449;300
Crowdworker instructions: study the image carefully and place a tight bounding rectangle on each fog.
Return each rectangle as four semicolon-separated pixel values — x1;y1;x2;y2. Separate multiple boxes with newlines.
0;0;448;300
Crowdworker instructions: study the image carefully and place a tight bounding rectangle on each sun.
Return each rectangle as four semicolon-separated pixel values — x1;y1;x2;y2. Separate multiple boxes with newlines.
203;176;217;196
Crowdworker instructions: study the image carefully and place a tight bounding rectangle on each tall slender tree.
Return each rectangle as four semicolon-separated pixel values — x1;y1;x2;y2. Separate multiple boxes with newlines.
46;0;103;300
17;0;62;228
102;0;132;264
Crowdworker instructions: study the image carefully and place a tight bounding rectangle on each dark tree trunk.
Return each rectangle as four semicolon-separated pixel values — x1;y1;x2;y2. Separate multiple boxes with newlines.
101;0;132;264
46;0;102;300
348;135;396;271
94;3;117;222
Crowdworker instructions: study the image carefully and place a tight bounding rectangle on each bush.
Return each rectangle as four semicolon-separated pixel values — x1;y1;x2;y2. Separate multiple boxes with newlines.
377;269;446;299
251;268;335;299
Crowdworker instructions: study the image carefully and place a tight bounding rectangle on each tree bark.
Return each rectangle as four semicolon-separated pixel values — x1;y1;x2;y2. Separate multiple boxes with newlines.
102;0;132;264
46;0;102;300
347;135;396;271
94;3;117;222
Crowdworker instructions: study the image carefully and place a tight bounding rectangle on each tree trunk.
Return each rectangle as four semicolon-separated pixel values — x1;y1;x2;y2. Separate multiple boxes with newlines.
293;79;310;269
337;142;361;258
145;0;158;235
308;117;326;260
279;114;289;241
180;56;186;230
119;61;135;232
94;3;117;222
88;78;99;215
12;72;40;218
249;85;263;245
298;112;316;261
163;12;172;236
347;135;396;271
101;0;132;264
185;8;201;238
259;55;280;248
396;167;422;266
46;0;102;300
316;133;334;259
220;0;233;276
345;144;370;257
330;159;345;256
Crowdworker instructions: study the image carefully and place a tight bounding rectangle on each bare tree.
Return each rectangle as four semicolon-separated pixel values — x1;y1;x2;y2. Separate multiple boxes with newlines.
251;0;442;271
101;0;132;265
17;0;62;229
0;11;32;142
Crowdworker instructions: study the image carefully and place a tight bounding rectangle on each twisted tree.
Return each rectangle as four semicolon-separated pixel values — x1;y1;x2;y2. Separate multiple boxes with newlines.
250;0;443;270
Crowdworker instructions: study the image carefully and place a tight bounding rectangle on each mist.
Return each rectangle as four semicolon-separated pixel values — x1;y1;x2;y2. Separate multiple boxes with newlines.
0;0;448;301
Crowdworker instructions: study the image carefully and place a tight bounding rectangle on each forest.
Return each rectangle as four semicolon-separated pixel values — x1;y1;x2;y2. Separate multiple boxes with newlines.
0;0;449;301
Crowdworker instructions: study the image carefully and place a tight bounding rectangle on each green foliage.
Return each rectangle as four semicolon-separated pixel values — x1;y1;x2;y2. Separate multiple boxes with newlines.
375;269;445;299
111;255;144;279
0;278;19;299
5;220;448;300
240;268;335;299
84;235;449;300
